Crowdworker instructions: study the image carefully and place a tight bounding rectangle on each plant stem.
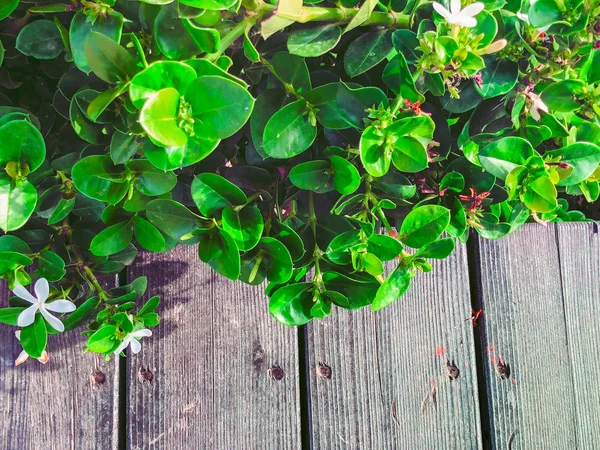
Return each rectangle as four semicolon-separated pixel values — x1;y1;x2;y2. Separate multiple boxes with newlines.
205;17;257;62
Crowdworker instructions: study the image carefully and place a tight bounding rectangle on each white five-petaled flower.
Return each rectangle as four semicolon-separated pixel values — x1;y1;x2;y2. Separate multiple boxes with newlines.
114;328;152;355
433;0;485;28
14;278;76;332
527;91;549;121
14;330;49;366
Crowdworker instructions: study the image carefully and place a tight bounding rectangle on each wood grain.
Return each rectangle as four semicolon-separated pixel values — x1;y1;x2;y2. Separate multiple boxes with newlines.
0;280;119;450
556;222;600;449
306;242;482;449
126;245;300;450
474;223;580;449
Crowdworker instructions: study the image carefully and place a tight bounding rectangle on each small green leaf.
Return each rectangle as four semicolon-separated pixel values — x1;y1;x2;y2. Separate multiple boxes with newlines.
90;220;134;257
262;100;316;159
134;216;167;252
269;282;313;326
37;249;66;282
344;29;393;78
191;173;247;217
0;175;38;232
221;206;264;251
287;25;342;57
20;315;48;358
372;267;411;311
16;20;63;60
85;31;138;83
140;88;188;147
400;205;451;248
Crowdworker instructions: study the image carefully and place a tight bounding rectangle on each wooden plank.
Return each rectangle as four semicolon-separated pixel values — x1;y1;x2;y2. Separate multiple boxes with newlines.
306;242;482;449
556;222;600;448
0;280;119;450
126;246;300;450
475;223;579;449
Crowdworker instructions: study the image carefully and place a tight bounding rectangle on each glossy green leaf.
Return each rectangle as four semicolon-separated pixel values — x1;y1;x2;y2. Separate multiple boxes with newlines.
133;215;167;252
71;155;129;204
37;249;66;281
372;267;411;311
0;175;37;232
262;100;316;159
330;155;361;194
191;173;247;217
127;159;177;196
413;237;455;259
522;176;557;213
545;143;600;186
400;205;450;248
479;137;535;180
16;20;63;60
129;61;197;109
20;315;48;358
90;220;134;256
289;160;333;193
0;120;46;171
84;31;138;84
221;206;264;251
344;30;393;78
269;282;313;326
287;24;342;57
140;88;188;147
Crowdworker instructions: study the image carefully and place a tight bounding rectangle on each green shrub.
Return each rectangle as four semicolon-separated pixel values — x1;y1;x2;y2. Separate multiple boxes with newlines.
0;0;598;359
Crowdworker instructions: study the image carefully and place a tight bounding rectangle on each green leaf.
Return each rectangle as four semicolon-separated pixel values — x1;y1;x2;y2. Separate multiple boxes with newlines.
133;215;167;251
87;324;118;354
269;282;313;326
198;228;241;280
528;0;565;28
0;175;37;232
146;199;204;240
0;0;18;21
289;160;333;193
288;25;342;57
191;173;247;217
48;197;75;225
272;52;312;95
0;120;46;172
126;159;177;196
110;132;142;164
262;100;317;159
330;155;361;195
391;136;429;173
541;80;585;112
71;155;129;205
360;126;390;177
241;237;293;284
129;61;197;109
0;307;25;326
545;143;600;186
400;205;451;248
367;234;403;261
243;29;260;62
69;11;124;74
138;295;160;316
414;237;455;259
474;56;518;98
178;0;238;10
90;220;134;256
184;76;255;140
154;2;200;60
140;88;188;147
479;137;535;180
37;249;66;282
221;206;264;251
20;315;48;358
183;19;220;53
63;296;101;331
382;53;421;103
84;31;138;84
522;176;557;213
344;30;393;78
344;0;378;34
372;267;411;311
16;20;63;60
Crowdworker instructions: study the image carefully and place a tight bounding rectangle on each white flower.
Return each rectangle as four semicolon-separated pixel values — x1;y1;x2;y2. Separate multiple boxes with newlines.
527;91;548;121
114;328;152;355
14;278;76;332
14;330;49;366
433;0;485;28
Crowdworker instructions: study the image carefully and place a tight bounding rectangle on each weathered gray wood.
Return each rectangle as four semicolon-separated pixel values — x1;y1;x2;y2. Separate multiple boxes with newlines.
126;246;300;450
556;222;600;448
0;281;119;450
307;242;482;449
475;223;583;449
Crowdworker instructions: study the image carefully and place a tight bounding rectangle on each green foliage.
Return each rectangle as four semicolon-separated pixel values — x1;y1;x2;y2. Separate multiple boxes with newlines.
0;0;598;359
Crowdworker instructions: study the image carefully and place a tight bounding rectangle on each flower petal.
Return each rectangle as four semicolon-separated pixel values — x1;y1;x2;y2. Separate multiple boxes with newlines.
38;351;49;364
44;299;76;313
457;15;478;27
129;338;142;354
15;330;21;340
433;2;452;20
451;0;461;15
40;307;64;332
15;350;29;366
35;278;50;303
12;284;37;304
530;106;541;121
132;329;152;338
113;338;130;356
18;304;39;327
461;2;484;17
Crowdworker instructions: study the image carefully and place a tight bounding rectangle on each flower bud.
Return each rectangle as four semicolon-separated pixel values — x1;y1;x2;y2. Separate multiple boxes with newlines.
478;39;507;55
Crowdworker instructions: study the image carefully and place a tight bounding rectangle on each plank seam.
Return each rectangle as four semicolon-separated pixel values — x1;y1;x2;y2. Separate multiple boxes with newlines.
118;268;127;450
298;325;313;450
467;233;492;449
553;224;582;449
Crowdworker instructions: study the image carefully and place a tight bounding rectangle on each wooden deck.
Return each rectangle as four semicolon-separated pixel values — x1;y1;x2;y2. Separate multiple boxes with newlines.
0;222;598;450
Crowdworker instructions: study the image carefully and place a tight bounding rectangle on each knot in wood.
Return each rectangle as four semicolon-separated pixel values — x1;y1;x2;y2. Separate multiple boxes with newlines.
446;360;460;381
